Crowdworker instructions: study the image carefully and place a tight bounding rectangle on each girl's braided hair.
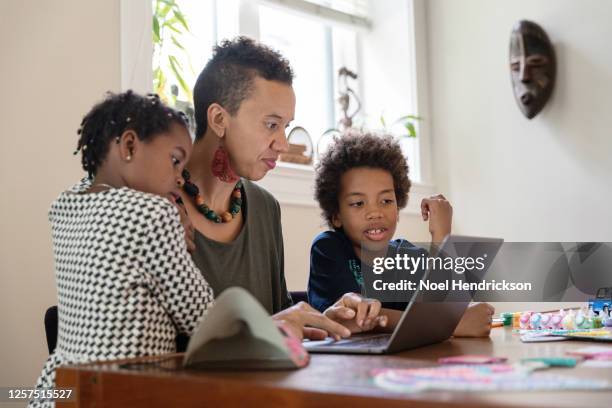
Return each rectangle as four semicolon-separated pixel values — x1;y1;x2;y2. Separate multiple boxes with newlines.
75;90;189;178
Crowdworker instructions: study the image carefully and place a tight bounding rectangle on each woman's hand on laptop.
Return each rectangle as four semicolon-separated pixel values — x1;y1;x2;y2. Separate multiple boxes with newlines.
272;302;352;341
453;302;495;337
324;293;388;334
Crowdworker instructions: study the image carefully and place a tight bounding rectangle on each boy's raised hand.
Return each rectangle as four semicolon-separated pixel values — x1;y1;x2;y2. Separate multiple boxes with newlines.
324;293;388;334
453;302;495;337
421;194;452;243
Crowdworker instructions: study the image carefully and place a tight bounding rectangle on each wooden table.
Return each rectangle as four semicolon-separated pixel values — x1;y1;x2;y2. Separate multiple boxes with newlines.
56;327;612;408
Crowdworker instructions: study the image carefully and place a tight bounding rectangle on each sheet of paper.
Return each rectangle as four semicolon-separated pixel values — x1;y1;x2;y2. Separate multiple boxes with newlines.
520;333;569;343
582;359;612;368
372;365;612;393
567;346;612;358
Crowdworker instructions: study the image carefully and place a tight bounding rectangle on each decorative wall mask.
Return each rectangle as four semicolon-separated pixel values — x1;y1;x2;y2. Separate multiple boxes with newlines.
509;20;556;119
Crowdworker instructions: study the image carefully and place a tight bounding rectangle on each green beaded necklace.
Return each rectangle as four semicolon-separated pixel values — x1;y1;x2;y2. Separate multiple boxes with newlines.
181;170;243;223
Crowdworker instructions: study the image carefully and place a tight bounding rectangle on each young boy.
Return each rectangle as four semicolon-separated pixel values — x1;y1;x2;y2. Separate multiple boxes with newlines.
308;130;494;337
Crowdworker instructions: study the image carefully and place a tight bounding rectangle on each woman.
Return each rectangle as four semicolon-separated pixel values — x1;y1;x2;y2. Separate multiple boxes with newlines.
177;37;372;340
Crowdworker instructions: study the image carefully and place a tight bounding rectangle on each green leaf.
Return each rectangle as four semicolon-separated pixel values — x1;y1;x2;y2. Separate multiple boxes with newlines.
168;55;183;71
171;35;185;51
187;59;196;76
168;56;193;101
163;21;182;35
154;68;162;87
173;9;190;31
404;121;417;138
154;68;167;97
162;16;179;26
391;115;420;138
157;3;172;19
380;115;386;128
152;15;161;43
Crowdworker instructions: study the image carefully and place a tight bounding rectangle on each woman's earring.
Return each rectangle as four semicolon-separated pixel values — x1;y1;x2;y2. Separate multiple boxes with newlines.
211;145;239;183
126;155;132;161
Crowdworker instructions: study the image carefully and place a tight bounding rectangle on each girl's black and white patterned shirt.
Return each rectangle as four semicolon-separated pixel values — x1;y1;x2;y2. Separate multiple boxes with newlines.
30;180;214;407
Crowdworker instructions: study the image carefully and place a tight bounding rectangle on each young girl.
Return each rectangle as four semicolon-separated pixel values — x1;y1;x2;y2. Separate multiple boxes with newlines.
309;130;494;337
30;91;214;407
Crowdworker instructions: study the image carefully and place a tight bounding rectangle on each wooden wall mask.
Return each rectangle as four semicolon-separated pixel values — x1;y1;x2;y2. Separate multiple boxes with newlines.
510;20;556;119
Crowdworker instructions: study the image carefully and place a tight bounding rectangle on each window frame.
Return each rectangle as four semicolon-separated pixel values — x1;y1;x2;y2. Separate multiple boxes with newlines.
119;0;435;213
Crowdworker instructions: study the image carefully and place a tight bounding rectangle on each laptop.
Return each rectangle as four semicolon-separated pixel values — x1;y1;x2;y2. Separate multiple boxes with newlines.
303;235;503;354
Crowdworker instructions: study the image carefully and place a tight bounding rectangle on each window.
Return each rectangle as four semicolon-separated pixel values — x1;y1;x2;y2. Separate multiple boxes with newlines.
121;0;433;208
259;4;359;156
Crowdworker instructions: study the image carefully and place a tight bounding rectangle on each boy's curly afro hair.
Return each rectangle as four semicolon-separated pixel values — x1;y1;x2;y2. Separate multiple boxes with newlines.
315;130;411;228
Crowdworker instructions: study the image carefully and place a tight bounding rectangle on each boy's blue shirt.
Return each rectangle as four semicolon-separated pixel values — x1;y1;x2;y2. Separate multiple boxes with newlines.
308;229;427;312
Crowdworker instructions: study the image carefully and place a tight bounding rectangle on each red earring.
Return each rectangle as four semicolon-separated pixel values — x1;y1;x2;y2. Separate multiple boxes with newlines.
211;146;239;183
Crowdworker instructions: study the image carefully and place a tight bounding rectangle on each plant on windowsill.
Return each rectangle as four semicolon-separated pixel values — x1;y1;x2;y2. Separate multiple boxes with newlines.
152;0;194;107
380;114;422;139
316;67;422;160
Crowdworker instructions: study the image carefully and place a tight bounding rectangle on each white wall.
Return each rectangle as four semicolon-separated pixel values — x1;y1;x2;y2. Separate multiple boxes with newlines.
0;0;121;389
426;0;612;242
424;0;612;313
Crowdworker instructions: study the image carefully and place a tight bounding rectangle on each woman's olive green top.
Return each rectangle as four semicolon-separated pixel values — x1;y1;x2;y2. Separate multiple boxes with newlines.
191;179;293;314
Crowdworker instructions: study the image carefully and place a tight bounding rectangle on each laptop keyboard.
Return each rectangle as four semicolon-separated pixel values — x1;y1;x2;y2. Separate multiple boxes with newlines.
327;334;390;347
